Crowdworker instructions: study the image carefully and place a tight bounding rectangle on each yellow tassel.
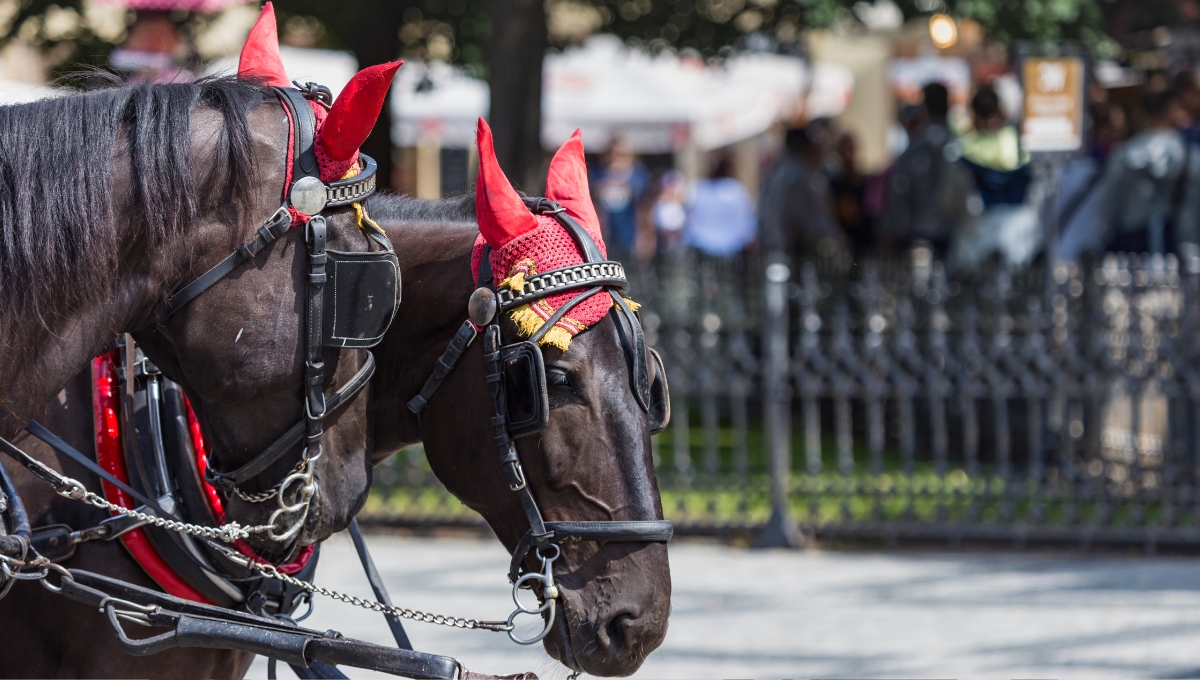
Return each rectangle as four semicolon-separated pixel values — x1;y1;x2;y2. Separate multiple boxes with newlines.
506;304;576;351
540;325;573;351
508;304;545;338
499;271;526;292
612;296;642;311
352;202;386;235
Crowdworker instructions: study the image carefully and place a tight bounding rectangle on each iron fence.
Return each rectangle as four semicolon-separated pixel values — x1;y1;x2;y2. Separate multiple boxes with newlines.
362;247;1200;550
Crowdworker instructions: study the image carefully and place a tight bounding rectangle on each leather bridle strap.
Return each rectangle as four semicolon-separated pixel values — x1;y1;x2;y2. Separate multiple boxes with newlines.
407;320;478;415
209;352;375;489
507;520;674;584
154;207;292;325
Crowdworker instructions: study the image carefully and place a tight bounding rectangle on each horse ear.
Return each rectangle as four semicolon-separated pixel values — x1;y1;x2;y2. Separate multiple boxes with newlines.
237;2;291;88
476;117;538;249
319;61;403;162
545;129;601;237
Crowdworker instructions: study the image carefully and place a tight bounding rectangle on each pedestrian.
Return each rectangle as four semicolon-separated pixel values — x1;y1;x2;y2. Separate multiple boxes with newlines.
949;82;1040;270
591;133;650;264
651;169;688;253
877;82;972;257
684;155;757;257
830;132;873;256
1099;86;1200;254
1058;102;1128;263
759;122;844;260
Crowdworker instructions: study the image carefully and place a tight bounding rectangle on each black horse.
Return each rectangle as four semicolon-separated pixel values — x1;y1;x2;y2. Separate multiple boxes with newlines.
0;70;401;559
1;169;673;677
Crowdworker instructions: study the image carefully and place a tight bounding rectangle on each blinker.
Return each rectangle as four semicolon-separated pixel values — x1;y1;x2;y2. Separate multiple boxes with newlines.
290;176;328;216
468;288;497;327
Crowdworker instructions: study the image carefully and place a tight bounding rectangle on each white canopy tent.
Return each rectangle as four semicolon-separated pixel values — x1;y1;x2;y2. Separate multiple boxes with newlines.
206;46;359;97
0;79;60;105
390;36;853;153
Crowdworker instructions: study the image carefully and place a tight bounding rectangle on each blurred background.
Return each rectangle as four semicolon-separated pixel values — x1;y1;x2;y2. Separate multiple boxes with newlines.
18;0;1200;676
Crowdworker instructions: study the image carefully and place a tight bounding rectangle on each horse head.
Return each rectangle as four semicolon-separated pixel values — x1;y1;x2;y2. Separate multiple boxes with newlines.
135;3;401;557
374;120;671;676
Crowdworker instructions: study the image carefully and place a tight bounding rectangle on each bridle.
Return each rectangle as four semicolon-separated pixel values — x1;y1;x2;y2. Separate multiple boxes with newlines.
154;84;398;545
409;196;672;644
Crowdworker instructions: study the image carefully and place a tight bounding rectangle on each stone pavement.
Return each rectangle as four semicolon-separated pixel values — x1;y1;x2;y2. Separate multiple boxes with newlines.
247;532;1200;679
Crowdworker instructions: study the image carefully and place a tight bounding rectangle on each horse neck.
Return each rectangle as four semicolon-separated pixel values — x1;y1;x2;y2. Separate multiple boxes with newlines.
370;218;479;457
0;214;187;439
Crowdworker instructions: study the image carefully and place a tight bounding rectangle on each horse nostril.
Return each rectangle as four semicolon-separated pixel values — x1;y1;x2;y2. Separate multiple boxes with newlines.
603;611;638;652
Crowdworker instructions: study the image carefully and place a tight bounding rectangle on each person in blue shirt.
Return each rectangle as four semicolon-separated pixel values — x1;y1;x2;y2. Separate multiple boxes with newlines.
591;133;650;264
685;155;757;257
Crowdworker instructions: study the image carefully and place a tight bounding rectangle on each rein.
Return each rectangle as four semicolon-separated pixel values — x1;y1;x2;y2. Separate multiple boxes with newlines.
409;196;673;644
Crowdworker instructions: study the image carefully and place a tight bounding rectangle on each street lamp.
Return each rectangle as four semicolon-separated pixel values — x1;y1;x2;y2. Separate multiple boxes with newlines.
929;14;958;49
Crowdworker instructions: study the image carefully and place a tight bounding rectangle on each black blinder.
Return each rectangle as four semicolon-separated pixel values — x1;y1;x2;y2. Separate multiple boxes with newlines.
322;250;401;348
648;348;670;435
501;341;549;439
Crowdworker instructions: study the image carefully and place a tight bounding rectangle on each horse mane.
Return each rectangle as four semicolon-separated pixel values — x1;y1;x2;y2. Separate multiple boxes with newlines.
367;191;476;224
0;76;270;331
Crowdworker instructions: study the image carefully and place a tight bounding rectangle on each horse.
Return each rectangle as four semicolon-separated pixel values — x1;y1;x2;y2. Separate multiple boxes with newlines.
0;6;402;565
1;137;673;676
366;122;672;677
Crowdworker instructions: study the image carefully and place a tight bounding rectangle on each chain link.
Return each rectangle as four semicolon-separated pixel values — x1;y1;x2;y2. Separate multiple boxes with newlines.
228;551;513;632
231;457;310;504
55;477;273;543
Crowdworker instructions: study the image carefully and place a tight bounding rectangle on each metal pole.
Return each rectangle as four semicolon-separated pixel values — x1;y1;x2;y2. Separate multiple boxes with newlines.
756;253;803;548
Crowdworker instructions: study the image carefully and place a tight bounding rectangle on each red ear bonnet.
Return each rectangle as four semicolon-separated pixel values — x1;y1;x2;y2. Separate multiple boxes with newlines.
320;61;403;162
475;117;538;250
545;129;605;257
237;2;290;88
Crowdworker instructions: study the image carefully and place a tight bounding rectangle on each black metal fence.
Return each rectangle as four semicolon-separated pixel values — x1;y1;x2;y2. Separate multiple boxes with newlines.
363;247;1200;550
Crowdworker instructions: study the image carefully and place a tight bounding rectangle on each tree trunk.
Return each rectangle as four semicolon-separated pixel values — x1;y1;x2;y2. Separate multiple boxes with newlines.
488;0;548;193
353;1;407;191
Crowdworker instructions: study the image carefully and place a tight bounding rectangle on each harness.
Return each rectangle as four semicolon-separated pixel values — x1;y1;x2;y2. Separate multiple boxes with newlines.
0;82;458;678
152;85;397;544
409;196;673;644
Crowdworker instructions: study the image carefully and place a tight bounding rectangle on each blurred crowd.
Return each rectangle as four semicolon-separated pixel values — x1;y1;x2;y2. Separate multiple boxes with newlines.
589;67;1200;272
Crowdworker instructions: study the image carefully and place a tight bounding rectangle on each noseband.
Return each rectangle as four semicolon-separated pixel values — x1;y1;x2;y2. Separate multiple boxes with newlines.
155;85;398;544
409;197;672;644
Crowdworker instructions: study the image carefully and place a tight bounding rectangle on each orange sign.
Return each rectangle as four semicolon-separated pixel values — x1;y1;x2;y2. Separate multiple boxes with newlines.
1021;57;1084;152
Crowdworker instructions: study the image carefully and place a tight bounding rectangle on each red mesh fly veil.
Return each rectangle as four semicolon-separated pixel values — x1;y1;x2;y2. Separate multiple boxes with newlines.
472;119;634;351
237;2;400;186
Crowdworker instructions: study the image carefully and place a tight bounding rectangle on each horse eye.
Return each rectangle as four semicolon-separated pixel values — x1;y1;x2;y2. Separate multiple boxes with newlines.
546;368;571;388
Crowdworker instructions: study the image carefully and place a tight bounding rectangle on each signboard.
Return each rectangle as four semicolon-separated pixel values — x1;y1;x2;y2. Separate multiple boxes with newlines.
1021;57;1084;152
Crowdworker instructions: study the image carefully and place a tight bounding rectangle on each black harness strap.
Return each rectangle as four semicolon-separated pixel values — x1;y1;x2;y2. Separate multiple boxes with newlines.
154;207;292;325
58;569;459;679
347;519;413;651
24;420;165;515
407;321;479;415
507;520;674;583
610;293;651;412
304;216;328;447
211;351;376;489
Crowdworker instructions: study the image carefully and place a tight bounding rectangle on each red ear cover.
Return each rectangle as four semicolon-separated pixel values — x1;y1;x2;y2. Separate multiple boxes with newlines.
545;129;603;243
475;117;538;249
320;61;403;162
237;2;291;88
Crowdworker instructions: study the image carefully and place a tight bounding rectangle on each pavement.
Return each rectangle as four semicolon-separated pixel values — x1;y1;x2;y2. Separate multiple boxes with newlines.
246;532;1200;680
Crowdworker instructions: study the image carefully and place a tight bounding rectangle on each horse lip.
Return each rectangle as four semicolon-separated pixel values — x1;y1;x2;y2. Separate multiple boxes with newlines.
551;598;584;673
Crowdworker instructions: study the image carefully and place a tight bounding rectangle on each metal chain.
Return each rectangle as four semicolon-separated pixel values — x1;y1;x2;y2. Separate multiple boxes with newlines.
55;477;273;543
224;549;513;632
231;457;309;504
